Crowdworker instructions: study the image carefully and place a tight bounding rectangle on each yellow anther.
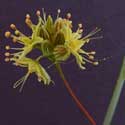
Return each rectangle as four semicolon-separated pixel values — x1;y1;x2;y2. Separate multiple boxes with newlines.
57;9;61;13
78;23;82;28
89;55;94;60
5;31;11;38
4;57;10;62
90;51;96;55
67;13;71;19
12;37;17;43
36;10;41;16
26;14;30;19
93;62;99;65
10;24;16;30
5;45;10;50
15;30;20;35
4;52;10;57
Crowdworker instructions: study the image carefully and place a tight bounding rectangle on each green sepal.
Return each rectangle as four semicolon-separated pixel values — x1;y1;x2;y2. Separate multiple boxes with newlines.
45;15;54;34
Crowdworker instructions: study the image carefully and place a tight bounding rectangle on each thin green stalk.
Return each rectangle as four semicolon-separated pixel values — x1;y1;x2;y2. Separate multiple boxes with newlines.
103;57;125;125
56;64;96;125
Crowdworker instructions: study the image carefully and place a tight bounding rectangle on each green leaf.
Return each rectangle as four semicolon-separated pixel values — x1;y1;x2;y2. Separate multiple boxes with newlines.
103;57;125;125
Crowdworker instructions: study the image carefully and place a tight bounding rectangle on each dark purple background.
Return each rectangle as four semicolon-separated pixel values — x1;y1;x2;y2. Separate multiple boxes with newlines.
0;0;125;125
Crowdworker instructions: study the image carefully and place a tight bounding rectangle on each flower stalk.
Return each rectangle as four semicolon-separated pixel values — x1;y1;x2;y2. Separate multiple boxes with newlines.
56;64;96;125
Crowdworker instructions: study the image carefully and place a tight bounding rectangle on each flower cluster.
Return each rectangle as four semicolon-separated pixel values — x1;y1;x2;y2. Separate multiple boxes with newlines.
4;9;101;91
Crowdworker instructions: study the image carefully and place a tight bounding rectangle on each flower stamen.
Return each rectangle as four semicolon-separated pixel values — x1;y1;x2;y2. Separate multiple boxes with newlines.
36;10;41;17
66;13;71;19
4;57;10;62
5;45;10;50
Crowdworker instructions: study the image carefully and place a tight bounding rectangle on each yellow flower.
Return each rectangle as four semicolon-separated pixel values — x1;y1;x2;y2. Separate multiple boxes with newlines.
4;9;102;91
4;9;102;124
54;18;102;69
11;57;52;92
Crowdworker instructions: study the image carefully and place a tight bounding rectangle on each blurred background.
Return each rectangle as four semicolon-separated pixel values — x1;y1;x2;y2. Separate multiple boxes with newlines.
0;0;125;125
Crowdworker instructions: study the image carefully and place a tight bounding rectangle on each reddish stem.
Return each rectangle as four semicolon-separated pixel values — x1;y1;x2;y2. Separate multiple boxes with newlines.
56;64;96;125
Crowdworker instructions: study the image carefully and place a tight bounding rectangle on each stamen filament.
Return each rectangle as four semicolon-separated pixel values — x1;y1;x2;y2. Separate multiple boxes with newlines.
13;76;25;88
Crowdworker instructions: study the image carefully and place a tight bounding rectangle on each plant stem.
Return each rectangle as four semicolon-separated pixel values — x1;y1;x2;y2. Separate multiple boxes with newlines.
56;64;96;125
103;57;125;125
